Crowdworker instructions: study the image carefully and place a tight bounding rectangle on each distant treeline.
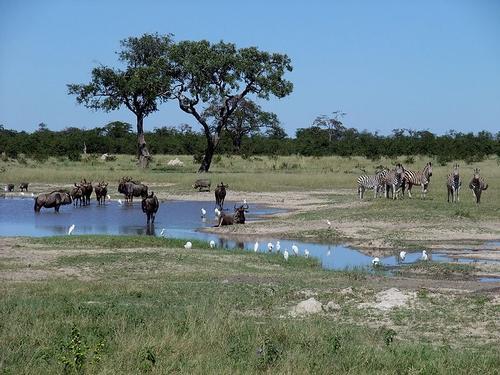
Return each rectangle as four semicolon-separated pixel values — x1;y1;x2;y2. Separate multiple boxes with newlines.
1;122;498;164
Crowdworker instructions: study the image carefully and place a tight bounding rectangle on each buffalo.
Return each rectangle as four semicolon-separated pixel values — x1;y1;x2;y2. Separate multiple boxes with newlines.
217;204;248;226
34;191;72;212
142;191;159;224
215;182;228;209
118;177;148;202
19;182;29;192
95;181;108;205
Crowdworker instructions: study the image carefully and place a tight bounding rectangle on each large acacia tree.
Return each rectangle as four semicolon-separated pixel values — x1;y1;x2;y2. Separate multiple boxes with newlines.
68;33;172;167
169;40;293;172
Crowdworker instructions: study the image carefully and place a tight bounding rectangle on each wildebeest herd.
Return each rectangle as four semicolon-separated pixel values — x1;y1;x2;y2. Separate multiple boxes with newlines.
24;178;245;228
356;162;488;203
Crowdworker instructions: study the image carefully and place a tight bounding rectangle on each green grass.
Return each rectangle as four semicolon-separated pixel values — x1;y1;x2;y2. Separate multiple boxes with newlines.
1;236;499;374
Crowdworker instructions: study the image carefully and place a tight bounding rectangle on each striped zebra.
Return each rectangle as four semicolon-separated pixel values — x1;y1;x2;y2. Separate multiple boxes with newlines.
469;168;488;204
446;163;461;203
381;163;405;200
402;162;433;199
357;169;388;199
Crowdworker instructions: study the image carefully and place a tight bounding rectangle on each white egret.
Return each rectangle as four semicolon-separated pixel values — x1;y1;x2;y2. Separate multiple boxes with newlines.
118;199;123;205
106;194;111;200
276;241;281;253
67;224;75;235
292;244;299;256
184;241;192;249
254;241;259;252
267;242;273;252
399;251;407;261
326;220;332;228
201;208;207;218
160;228;165;236
214;208;221;217
304;249;310;258
21;192;25;196
31;192;35;197
421;250;428;261
209;240;216;248
283;250;289;261
372;257;380;266
243;199;247;205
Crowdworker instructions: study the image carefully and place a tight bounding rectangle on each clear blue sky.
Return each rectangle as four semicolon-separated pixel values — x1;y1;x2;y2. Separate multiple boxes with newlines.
1;0;499;136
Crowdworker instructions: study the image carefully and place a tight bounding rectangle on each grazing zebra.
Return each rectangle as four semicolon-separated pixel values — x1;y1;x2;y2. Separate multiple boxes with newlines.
469;168;488;204
357;169;388;199
446;164;461;203
402;162;433;199
381;163;405;200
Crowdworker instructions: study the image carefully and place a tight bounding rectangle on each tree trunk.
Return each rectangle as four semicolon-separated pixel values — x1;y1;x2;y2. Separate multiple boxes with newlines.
198;137;216;173
136;114;151;168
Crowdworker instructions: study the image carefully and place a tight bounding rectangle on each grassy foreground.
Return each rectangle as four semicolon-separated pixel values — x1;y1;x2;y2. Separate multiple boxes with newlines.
1;236;499;374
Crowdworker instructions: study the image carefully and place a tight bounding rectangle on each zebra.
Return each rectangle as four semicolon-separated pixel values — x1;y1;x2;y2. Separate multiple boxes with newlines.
469;168;488;204
402;162;433;199
446;163;461;203
381;163;405;200
357;169;388;199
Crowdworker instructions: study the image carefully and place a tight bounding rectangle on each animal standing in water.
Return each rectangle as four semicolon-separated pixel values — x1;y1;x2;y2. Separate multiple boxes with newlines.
141;191;159;225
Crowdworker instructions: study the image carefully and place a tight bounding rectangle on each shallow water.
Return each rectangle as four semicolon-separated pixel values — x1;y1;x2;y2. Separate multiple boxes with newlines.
0;197;498;280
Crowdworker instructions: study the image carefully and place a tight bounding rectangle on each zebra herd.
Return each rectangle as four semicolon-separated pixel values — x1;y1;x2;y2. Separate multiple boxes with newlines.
357;162;488;203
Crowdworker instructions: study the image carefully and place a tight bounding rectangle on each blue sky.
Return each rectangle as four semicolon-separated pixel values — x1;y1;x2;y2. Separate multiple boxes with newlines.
1;0;499;136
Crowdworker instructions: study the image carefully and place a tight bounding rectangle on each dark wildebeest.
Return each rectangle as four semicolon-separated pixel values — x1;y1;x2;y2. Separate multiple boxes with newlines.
214;182;228;209
193;179;211;192
217;204;249;226
70;183;84;206
95;181;108;205
142;191;159;224
19;182;29;192
6;184;14;192
34;191;72;212
80;179;93;205
469;168;488;204
118;177;148;202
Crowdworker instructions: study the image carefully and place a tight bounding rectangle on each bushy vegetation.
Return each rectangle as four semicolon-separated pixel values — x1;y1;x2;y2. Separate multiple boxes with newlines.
1;123;498;163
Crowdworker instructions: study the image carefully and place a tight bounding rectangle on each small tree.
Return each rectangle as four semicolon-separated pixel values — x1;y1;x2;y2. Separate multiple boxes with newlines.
168;40;293;172
68;33;172;168
204;98;283;152
313;111;346;142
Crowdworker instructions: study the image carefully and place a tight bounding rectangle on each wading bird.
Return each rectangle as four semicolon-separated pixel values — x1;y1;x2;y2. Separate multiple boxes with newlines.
68;224;75;235
214;208;221;217
292;244;299;256
160;228;165;237
106;194;111;200
118;199;123;205
283;250;289;261
184;241;192;249
209;240;215;248
326;220;332;229
254;241;259;252
399;251;406;261
421;250;428;261
267;242;273;252
372;257;380;266
276;241;281;253
304;249;310;258
201;208;206;218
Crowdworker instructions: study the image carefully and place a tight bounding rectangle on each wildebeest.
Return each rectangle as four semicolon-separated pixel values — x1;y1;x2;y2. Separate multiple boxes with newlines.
80;179;93;205
70;183;84;206
469;168;488;204
34;191;72;212
193;179;211;192
19;182;29;192
6;184;14;192
94;181;108;205
217;204;248;226
142;191;159;224
118;177;148;202
215;182;228;209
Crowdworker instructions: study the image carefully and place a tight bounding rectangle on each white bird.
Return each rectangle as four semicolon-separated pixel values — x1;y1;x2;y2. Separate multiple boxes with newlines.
292;244;299;256
209;240;216;248
304;249;310;258
67;224;75;235
214;208;221;217
118;199;123;205
326;220;332;228
283;250;289;261
106;194;111;200
254;241;259;252
267;242;273;252
184;241;192;249
275;241;281;253
327;250;331;256
201;208;207;218
421;250;428;261
399;251;407;261
31;192;35;197
21;192;25;196
372;257;380;266
160;228;165;236
243;199;247;205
